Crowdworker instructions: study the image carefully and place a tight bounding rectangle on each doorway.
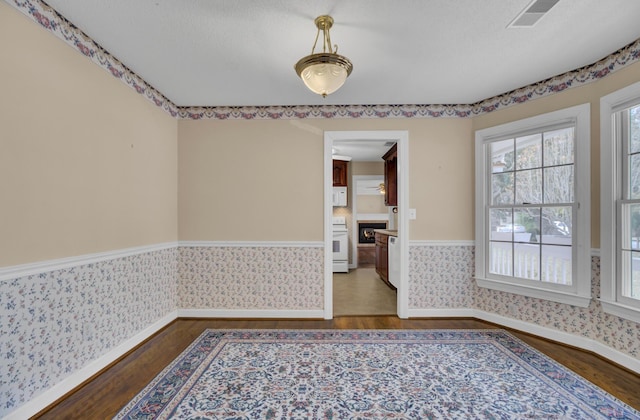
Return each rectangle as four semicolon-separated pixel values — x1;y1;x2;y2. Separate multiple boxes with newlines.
323;131;409;319
334;175;395;316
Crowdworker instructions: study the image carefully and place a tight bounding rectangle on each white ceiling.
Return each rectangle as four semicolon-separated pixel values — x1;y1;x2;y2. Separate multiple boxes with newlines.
333;140;395;162
43;0;640;108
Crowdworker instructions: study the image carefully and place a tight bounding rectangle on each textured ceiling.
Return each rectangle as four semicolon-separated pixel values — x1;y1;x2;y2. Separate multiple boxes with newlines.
39;1;640;108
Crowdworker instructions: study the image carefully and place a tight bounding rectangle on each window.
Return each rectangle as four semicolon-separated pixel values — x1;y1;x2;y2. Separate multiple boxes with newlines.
601;82;640;323
475;104;591;307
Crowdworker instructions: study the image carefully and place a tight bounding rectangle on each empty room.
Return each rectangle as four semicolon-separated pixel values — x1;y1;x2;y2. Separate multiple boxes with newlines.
2;0;640;418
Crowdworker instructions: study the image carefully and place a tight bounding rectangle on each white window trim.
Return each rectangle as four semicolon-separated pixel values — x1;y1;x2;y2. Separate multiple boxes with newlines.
475;103;591;307
600;81;640;323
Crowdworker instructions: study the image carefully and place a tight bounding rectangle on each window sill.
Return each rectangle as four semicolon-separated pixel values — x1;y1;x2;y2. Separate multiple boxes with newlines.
599;299;640;324
476;277;591;308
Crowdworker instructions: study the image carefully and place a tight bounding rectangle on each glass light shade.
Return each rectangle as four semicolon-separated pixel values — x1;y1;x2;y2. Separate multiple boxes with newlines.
295;53;353;97
301;63;347;97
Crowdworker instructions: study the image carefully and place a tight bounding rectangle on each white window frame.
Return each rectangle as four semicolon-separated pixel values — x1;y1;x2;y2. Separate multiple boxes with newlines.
475;104;591;307
600;81;640;323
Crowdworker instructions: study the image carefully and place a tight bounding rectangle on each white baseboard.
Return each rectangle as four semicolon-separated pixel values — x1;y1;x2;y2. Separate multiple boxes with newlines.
473;310;640;374
4;311;178;420
178;309;325;318
407;307;639;374
407;308;476;318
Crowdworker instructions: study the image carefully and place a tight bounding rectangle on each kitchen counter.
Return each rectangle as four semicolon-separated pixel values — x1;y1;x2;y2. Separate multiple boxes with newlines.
373;229;398;237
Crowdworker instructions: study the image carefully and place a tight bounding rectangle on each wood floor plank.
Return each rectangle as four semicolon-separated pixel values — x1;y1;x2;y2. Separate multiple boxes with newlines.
33;317;640;418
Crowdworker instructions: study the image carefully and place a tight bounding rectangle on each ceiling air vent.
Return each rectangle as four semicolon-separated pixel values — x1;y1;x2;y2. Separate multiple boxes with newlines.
508;0;559;28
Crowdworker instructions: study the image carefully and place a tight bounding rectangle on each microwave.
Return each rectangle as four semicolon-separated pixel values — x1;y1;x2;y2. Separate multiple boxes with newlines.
332;186;347;207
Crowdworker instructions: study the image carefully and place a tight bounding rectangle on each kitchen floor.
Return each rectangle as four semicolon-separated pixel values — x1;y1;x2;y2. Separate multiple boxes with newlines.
333;268;397;316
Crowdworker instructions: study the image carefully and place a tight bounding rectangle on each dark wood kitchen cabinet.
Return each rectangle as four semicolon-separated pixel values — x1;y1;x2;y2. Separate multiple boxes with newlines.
375;231;389;284
382;144;397;206
333;159;348;187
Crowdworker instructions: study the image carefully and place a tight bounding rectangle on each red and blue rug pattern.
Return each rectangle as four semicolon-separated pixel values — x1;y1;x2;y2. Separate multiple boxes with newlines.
115;329;639;419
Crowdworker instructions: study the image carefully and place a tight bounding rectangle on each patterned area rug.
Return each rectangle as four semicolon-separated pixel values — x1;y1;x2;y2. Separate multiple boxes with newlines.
115;329;640;419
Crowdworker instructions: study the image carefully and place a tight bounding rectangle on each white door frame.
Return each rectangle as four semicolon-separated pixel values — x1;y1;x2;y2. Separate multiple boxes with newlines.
324;130;409;319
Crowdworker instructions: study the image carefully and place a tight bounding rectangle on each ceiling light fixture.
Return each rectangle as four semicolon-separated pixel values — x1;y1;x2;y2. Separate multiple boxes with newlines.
294;15;353;98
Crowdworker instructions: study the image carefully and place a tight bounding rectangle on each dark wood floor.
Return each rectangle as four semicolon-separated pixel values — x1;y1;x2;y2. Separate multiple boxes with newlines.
34;317;640;419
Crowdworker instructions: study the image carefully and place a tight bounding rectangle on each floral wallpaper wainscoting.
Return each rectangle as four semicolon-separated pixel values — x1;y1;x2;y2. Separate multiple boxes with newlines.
474;256;640;361
0;247;178;418
409;244;475;311
178;245;324;311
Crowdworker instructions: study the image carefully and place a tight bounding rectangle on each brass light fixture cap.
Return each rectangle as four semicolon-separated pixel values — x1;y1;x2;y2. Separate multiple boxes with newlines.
315;15;334;30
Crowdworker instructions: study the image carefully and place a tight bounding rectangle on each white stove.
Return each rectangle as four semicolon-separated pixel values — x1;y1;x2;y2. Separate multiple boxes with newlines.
332;216;349;272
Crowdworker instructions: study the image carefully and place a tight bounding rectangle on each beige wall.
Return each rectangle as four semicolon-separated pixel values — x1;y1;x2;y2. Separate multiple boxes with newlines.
352;161;385;214
472;61;640;248
178;60;640;247
0;3;178;266
357;195;386;214
178;119;324;241
351;161;384;176
178;118;474;241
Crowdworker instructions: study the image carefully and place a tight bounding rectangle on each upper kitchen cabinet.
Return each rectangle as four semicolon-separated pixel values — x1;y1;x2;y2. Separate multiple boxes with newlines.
333;159;348;187
382;144;397;206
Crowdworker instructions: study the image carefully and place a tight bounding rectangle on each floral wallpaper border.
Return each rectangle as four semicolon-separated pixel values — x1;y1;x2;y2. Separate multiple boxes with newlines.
6;0;640;120
6;0;179;117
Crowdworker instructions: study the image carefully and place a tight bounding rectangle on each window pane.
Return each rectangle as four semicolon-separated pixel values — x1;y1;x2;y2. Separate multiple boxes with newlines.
514;243;539;280
621;250;640;300
622;203;640;251
514;207;539;243
629;154;640;199
541;245;572;285
629;106;640;154
491;139;514;173
489;241;512;276
515;169;541;204
544;166;574;203
490;208;513;241
516;134;541;170
543;127;574;166
480;104;588;299
541;207;572;245
491;172;514;205
632;251;640;299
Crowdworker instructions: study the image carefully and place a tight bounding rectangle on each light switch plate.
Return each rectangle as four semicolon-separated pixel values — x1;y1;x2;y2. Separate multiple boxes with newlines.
409;208;417;219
